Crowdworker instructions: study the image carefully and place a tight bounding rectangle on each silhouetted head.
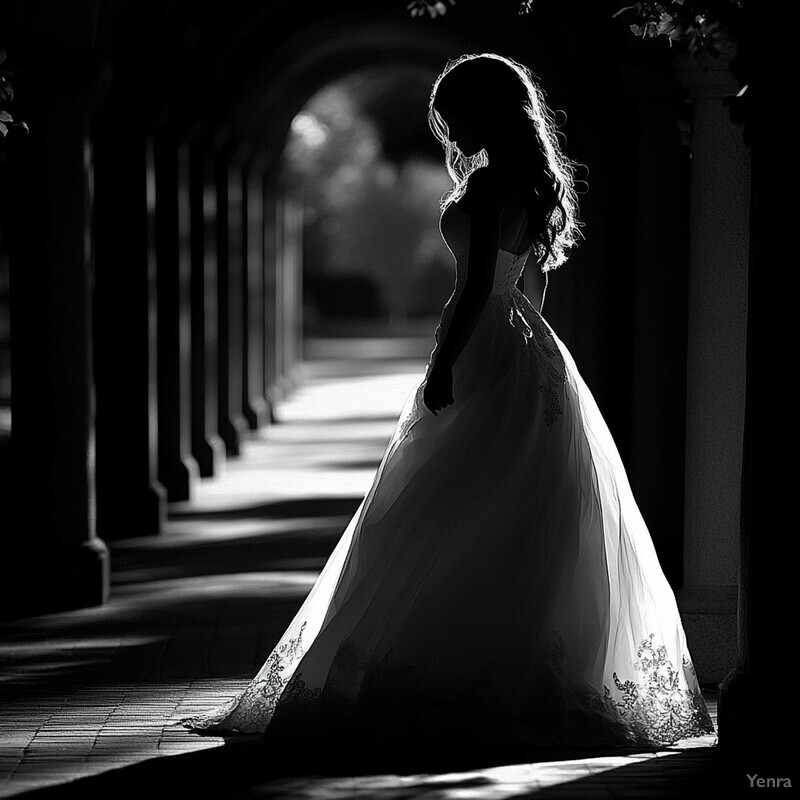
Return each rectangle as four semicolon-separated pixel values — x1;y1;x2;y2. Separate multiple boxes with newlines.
429;53;581;271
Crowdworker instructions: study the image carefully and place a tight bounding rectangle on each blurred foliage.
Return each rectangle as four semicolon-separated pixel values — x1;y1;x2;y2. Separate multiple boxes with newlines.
407;0;533;17
407;0;455;18
613;1;744;56
0;50;29;139
284;72;454;325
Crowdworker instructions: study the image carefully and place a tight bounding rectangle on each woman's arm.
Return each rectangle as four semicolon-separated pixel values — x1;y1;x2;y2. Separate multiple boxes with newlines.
424;176;502;415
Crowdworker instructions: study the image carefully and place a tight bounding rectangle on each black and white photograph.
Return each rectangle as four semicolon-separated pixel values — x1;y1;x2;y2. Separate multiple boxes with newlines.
0;1;785;797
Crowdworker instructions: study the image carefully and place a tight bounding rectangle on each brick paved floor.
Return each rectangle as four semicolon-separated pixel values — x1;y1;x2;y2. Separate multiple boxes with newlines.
0;338;772;799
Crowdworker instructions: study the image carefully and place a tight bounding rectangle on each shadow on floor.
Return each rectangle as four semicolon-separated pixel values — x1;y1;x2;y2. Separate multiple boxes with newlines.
13;739;753;799
1;494;370;704
168;497;362;522
109;499;364;587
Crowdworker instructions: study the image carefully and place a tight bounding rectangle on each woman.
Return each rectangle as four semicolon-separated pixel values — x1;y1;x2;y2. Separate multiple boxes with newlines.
185;53;714;760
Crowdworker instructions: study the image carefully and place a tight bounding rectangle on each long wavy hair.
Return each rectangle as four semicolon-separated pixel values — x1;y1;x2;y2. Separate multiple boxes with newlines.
428;53;581;272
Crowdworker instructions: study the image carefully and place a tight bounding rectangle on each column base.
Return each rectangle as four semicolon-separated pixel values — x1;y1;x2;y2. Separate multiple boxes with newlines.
99;482;167;541
265;387;281;423
146;482;168;533
718;666;751;750
266;379;286;406
243;397;270;431
220;413;249;458
160;455;200;502
278;369;301;397
677;584;738;684
719;666;792;760
1;538;110;621
193;433;226;478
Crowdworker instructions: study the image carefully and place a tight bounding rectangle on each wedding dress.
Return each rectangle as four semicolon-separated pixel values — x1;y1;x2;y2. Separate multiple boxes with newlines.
185;201;714;754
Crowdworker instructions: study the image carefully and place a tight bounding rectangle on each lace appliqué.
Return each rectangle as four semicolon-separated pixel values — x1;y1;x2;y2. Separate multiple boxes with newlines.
599;634;715;746
269;630;711;749
186;626;712;747
182;622;311;733
547;630;713;747
281;671;323;704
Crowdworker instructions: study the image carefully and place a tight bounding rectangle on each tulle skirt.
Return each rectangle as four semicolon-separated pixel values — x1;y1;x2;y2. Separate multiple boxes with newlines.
185;288;714;754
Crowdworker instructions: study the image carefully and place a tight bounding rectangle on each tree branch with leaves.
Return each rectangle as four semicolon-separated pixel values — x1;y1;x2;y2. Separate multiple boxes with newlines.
0;49;28;138
407;0;533;18
612;1;744;56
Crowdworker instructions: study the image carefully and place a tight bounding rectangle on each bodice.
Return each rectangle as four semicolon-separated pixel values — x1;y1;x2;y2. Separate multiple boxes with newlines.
439;201;533;297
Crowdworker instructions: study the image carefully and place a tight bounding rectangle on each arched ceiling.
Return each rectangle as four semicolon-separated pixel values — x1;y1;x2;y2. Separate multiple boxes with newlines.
218;13;481;168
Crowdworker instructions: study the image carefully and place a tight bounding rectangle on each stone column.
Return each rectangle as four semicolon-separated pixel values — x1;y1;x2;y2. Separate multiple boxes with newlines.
283;185;304;385
154;130;199;500
243;166;270;429
274;184;304;395
216;153;249;455
263;176;281;407
189;140;225;477
674;49;750;684
624;63;691;587
5;59;109;615
274;190;289;396
93;91;166;539
718;33;790;756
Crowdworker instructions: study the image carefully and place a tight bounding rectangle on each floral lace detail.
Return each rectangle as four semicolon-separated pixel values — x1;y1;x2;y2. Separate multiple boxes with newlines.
282;671;323;705
182;622;310;733
598;633;715;746
542;630;713;746
186;626;712;747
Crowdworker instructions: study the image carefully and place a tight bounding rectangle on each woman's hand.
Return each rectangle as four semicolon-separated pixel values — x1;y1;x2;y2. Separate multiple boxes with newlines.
423;360;454;415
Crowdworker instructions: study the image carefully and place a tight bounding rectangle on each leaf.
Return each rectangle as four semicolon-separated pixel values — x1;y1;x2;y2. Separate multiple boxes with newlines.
0;122;8;137
0;110;13;122
657;13;676;35
612;6;635;18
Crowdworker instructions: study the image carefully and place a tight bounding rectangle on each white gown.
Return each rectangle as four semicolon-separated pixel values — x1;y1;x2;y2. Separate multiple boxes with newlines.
186;202;714;753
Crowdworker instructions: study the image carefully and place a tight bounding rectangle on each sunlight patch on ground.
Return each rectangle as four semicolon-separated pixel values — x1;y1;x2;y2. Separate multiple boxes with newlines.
285;373;421;424
111;572;319;602
171;368;422;516
112;515;351;548
252;753;669;799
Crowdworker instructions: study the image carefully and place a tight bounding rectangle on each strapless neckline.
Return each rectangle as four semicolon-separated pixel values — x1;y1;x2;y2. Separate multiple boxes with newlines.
447;202;533;261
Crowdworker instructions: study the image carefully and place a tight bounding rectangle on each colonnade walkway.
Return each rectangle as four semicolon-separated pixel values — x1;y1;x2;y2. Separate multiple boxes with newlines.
1;337;734;799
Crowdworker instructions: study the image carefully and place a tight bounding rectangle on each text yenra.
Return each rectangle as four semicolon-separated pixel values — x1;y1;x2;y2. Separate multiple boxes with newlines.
747;774;793;789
